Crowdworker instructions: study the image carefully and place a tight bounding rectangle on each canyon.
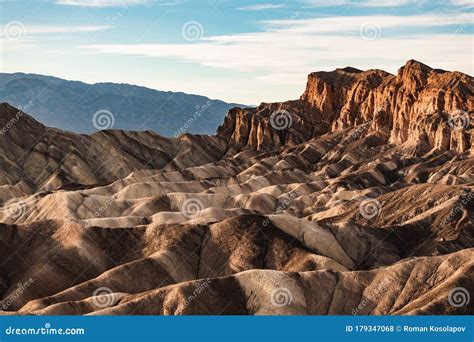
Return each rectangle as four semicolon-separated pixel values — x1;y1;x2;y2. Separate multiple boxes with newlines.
0;60;472;315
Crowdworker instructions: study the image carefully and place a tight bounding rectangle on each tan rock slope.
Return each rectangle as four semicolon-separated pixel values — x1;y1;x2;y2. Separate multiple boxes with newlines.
0;102;227;203
0;60;472;315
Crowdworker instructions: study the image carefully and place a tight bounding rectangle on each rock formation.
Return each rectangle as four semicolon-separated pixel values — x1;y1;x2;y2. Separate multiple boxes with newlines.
218;60;473;153
0;60;472;315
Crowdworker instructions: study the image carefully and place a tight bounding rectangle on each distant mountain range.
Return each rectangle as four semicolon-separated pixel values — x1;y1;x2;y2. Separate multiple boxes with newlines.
0;73;244;136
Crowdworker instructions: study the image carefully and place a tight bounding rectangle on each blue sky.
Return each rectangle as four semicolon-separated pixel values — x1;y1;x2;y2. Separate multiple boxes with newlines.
1;0;473;104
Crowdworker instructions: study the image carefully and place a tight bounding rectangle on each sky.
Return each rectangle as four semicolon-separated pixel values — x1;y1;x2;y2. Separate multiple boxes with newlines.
1;0;473;105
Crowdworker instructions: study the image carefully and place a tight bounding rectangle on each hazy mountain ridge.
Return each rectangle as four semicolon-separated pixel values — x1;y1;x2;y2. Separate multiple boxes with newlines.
0;72;244;136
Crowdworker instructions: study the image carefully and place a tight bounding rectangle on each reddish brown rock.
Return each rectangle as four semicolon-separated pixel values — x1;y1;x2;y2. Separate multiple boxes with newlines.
218;60;473;153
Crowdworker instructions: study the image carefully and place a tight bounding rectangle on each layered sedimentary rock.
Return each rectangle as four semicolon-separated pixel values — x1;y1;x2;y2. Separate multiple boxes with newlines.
0;102;227;203
0;60;472;315
218;60;473;153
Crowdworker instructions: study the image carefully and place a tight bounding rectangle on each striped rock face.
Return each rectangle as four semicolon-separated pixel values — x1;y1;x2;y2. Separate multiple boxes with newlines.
0;60;472;315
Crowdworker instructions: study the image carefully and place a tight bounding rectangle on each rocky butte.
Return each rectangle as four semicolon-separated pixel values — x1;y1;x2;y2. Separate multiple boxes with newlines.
218;60;472;153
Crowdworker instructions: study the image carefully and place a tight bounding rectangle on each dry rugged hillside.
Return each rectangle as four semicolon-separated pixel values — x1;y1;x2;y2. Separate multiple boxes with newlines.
0;60;472;315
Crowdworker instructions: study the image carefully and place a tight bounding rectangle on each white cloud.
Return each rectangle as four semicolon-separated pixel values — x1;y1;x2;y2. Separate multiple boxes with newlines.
359;0;410;6
352;0;415;7
0;38;37;51
261;13;472;34
74;12;472;102
0;24;111;38
237;4;285;11
55;0;150;7
83;35;473;74
305;0;416;7
24;25;110;34
450;0;474;7
306;0;473;8
81;13;473;83
0;24;112;51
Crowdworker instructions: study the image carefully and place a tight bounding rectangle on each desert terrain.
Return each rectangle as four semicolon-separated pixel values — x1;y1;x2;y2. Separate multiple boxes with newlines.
0;60;472;315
